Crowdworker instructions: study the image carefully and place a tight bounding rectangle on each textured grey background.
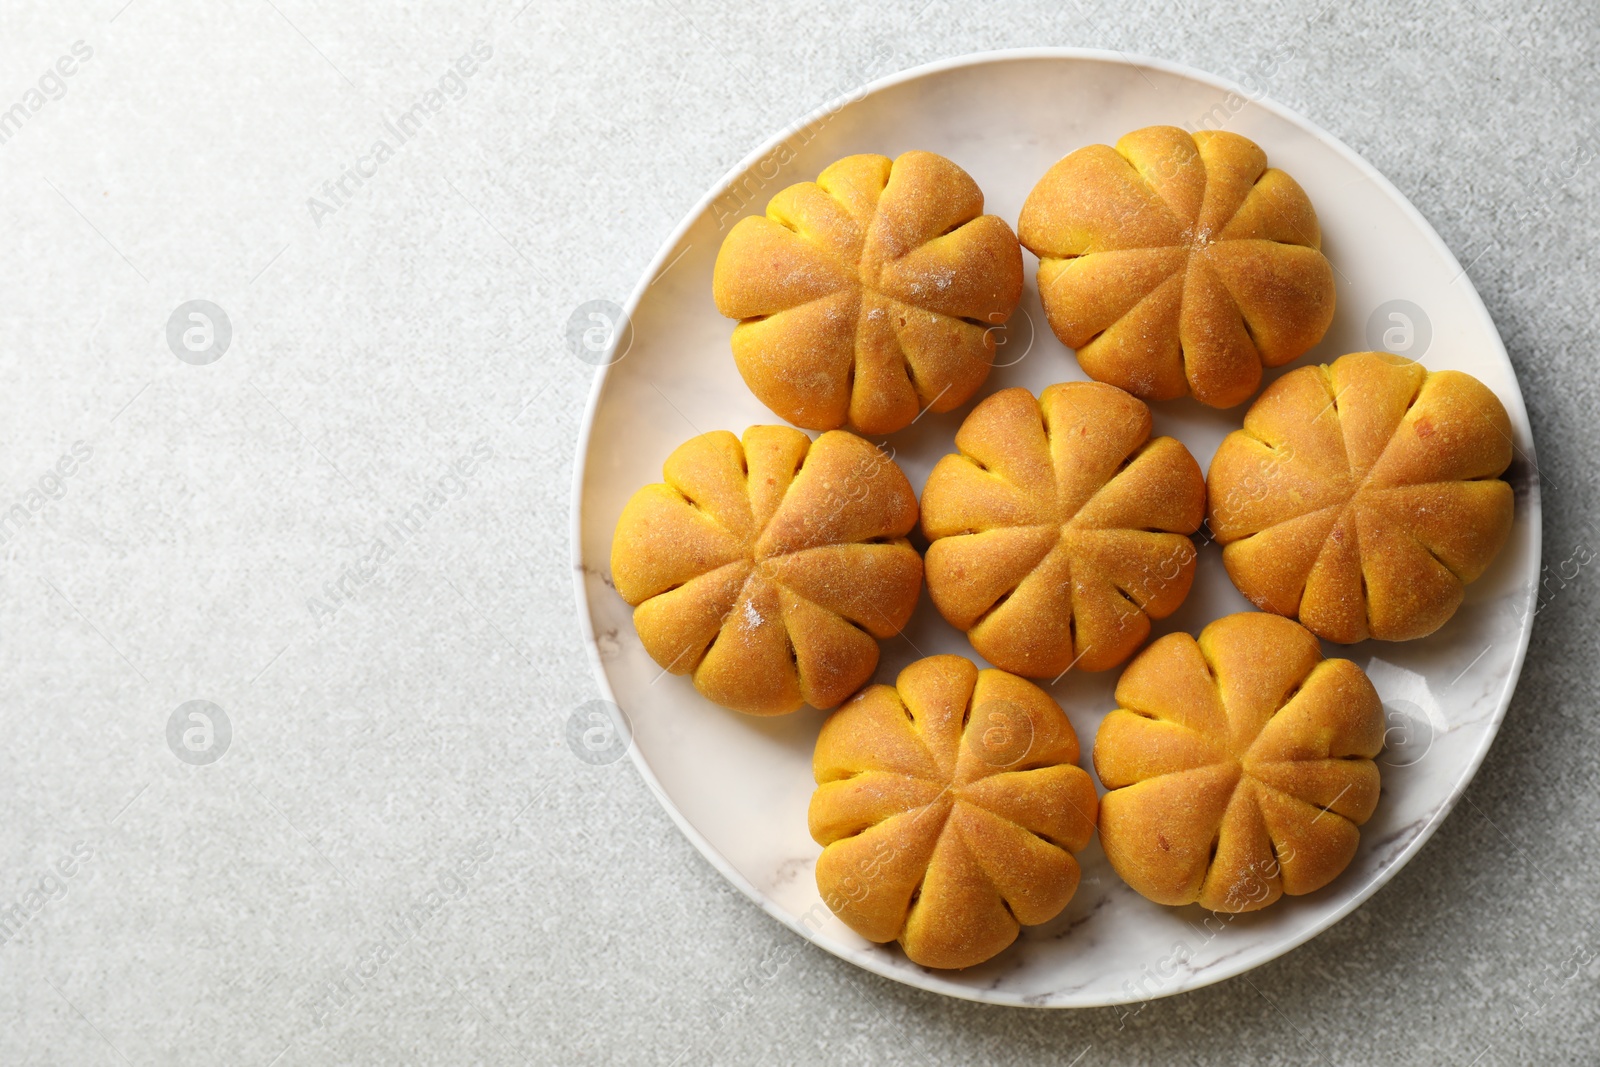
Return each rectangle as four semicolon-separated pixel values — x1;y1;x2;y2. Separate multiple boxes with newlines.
1;0;1596;1064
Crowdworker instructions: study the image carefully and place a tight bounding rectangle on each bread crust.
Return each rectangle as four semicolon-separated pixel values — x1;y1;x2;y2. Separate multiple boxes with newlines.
713;151;1023;434
611;427;921;715
919;381;1205;677
1019;126;1335;408
810;655;1098;968
1093;612;1384;912
1207;351;1514;642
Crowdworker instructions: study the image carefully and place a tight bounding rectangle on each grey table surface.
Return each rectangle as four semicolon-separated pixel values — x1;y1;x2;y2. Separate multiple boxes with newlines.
2;0;1597;1064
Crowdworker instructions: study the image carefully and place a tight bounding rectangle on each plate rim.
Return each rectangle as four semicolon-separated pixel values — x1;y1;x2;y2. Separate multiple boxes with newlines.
568;46;1543;1008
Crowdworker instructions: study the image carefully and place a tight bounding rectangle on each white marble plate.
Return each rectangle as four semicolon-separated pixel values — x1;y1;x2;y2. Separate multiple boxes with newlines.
571;50;1540;1007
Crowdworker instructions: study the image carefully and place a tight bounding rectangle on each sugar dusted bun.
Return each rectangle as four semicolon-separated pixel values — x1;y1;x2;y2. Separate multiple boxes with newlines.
920;381;1205;678
810;655;1097;969
713;151;1023;435
1019;126;1335;408
610;426;921;715
1207;351;1514;643
1094;612;1384;912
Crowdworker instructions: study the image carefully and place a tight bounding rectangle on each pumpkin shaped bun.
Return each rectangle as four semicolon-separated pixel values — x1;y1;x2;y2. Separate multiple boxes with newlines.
810;655;1098;969
1019;126;1335;409
1094;613;1384;912
1207;352;1514;643
610;426;922;715
920;382;1205;679
713;151;1024;435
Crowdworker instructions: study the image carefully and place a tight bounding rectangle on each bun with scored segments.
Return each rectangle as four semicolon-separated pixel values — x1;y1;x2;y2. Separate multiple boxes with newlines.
714;151;1023;434
610;426;921;715
919;381;1205;678
1094;612;1384;912
1019;125;1335;408
810;655;1098;968
1206;351;1514;643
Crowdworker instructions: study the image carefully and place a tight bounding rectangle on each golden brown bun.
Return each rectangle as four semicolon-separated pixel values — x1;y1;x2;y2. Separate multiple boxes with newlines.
1094;612;1384;912
809;655;1097;969
713;151;1023;435
610;427;921;715
1207;352;1514;643
1018;126;1335;409
919;382;1205;678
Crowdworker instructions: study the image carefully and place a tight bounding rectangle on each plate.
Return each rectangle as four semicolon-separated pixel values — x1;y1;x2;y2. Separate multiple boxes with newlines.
571;49;1540;1007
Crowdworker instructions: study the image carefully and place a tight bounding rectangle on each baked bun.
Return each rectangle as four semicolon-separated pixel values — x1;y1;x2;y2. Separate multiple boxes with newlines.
1207;352;1514;643
1018;126;1335;408
1094;612;1384;912
713;151;1024;435
809;655;1098;969
610;426;921;715
919;382;1205;678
